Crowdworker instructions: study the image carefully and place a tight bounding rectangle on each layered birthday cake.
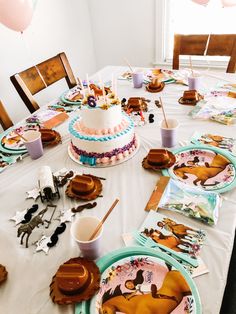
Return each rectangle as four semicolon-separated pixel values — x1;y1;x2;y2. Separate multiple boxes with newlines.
68;90;139;166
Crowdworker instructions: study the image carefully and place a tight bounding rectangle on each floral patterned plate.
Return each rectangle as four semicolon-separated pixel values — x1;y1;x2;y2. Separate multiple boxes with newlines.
75;247;202;314
0;124;39;154
162;145;236;193
60;85;83;106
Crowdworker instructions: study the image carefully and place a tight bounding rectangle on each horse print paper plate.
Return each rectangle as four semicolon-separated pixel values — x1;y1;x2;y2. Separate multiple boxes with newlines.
60;85;83;106
0;124;39;154
190;132;236;156
75;247;202;314
162;145;236;193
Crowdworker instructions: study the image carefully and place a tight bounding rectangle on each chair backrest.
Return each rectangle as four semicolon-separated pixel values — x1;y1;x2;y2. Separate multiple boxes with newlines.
172;34;236;73
0;100;13;131
10;52;77;113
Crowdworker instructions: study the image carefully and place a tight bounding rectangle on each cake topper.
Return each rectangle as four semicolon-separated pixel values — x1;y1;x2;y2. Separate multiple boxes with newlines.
17;209;46;248
58;202;97;223
26;188;40;200
10;209;28;225
21;204;39;224
58;209;75;223
17;205;54;248
10;204;39;225
71;202;97;213
35;223;67;254
87;95;97;108
38;166;60;202
35;235;51;254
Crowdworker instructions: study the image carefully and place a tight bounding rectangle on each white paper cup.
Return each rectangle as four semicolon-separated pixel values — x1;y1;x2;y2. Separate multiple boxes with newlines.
160;119;179;148
71;216;103;260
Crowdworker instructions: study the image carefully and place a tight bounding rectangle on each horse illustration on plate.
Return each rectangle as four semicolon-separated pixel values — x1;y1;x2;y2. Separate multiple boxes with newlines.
171;149;235;191
96;256;195;314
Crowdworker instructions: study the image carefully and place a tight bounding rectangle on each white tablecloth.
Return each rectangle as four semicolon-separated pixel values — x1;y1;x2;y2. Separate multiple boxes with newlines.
0;66;236;314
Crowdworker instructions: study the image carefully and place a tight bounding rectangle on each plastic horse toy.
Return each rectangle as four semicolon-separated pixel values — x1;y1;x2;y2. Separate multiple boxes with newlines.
89;84;111;98
17;212;45;248
99;270;191;314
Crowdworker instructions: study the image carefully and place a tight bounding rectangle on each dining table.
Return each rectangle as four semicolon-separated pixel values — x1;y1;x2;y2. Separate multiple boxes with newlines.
0;65;236;314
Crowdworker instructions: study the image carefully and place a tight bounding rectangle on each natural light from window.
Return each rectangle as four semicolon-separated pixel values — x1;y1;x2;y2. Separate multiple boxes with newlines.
165;0;236;63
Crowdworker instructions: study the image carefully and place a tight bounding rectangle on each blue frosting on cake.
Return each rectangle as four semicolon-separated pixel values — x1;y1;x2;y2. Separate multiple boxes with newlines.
69;112;134;142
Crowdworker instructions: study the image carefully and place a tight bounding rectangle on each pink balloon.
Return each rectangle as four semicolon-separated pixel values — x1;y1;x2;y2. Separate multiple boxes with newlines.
221;0;236;6
0;0;33;32
191;0;210;5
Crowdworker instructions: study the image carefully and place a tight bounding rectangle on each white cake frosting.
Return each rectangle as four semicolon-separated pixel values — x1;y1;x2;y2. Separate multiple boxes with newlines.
68;94;138;166
79;100;122;130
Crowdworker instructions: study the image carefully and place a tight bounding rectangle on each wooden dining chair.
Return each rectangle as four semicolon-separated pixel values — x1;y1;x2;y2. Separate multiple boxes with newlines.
172;34;236;73
0;100;13;131
10;52;77;113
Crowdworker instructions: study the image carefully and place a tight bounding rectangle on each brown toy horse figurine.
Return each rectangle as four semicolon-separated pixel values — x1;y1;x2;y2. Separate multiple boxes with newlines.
173;153;230;187
99;270;191;314
17;208;47;248
89;84;111;98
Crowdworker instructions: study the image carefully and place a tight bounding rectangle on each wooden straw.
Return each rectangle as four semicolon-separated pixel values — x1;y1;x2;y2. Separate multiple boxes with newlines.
88;198;119;241
15;131;28;142
123;57;134;73
189;56;194;77
159;97;169;128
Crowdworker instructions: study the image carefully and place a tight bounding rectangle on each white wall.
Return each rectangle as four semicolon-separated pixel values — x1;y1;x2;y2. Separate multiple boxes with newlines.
0;0;157;128
0;0;96;125
88;0;155;70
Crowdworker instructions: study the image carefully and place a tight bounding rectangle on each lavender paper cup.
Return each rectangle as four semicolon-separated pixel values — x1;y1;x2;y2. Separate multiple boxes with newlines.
188;75;202;91
22;130;44;160
160;119;179;148
132;71;144;88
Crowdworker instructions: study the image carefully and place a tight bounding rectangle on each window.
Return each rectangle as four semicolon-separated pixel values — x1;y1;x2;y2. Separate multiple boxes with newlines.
154;0;236;69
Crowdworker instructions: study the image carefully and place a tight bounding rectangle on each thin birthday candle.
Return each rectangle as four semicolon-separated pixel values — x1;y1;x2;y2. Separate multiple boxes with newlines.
111;73;114;94
98;73;106;102
114;77;117;97
86;73;90;93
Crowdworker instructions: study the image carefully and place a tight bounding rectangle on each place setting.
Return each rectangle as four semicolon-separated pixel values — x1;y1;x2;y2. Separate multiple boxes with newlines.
0;121;62;171
50;198;120;306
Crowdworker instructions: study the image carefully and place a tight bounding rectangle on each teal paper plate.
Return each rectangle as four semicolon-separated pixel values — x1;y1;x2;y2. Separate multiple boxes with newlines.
75;246;202;314
190;132;236;157
0;127;27;154
162;144;236;193
60;89;83;106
